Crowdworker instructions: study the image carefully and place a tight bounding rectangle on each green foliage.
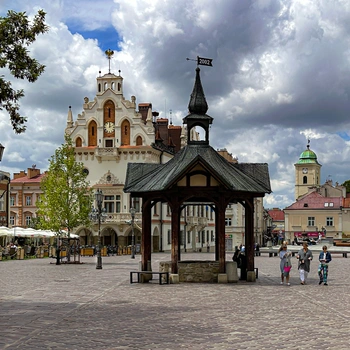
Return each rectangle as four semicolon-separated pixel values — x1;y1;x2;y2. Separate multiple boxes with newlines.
36;135;93;235
341;180;350;193
0;10;48;133
27;216;43;230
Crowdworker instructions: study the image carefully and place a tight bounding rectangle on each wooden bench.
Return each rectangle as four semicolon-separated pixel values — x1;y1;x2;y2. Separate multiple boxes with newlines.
334;242;350;247
130;271;170;285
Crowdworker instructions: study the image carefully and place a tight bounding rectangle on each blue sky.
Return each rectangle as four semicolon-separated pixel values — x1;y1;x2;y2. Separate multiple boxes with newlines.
2;0;350;209
66;23;122;52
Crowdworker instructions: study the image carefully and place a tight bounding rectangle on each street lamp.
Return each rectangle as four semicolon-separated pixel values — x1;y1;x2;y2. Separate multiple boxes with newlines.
89;189;106;269
0;143;5;162
130;207;136;259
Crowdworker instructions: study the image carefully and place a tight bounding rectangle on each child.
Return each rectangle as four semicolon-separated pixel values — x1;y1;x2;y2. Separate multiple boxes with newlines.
318;245;332;286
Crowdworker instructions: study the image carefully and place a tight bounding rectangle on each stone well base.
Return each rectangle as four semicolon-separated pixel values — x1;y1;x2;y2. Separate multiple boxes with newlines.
160;260;220;283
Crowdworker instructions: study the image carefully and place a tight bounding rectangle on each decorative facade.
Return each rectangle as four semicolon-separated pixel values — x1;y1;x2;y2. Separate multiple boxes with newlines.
65;66;222;252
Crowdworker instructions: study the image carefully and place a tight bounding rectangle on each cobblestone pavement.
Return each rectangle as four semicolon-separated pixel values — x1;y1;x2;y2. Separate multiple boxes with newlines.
1;252;350;350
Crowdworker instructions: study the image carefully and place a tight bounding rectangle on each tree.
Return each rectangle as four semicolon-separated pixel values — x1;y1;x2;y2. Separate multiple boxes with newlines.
36;135;93;238
342;180;350;193
0;10;48;133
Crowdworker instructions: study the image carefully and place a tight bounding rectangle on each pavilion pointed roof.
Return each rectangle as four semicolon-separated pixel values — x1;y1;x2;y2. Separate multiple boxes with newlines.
124;68;271;197
183;67;213;124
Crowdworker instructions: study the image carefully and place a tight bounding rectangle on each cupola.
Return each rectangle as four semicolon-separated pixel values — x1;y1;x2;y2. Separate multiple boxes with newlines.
183;68;213;145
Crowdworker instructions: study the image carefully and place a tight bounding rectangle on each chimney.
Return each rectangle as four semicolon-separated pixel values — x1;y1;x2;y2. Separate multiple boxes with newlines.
27;165;40;179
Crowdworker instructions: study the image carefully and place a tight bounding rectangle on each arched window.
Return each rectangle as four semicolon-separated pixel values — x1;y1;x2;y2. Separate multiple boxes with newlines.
118;83;121;91
88;120;97;146
76;137;82;147
103;100;115;138
104;100;115;122
303;176;307;184
111;82;115;90
136;136;142;146
121;119;130;145
104;82;107;91
98;83;101;92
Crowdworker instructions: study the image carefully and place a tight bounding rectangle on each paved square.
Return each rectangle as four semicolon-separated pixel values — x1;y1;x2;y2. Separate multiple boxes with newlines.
1;252;349;349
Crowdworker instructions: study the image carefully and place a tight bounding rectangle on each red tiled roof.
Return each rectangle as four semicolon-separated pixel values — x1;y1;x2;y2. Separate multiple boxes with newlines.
285;191;342;209
11;173;46;183
268;209;284;221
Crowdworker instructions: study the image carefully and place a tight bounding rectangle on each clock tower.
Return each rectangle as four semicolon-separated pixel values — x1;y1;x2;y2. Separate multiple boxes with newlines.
294;141;321;200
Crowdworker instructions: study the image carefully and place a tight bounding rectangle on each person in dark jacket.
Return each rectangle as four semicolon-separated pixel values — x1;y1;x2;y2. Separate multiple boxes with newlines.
318;245;332;286
296;242;313;285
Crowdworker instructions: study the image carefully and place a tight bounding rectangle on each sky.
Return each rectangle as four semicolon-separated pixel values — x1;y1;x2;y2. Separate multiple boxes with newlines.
1;0;350;210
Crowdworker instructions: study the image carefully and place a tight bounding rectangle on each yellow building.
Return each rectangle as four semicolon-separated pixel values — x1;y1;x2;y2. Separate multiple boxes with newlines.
285;142;347;242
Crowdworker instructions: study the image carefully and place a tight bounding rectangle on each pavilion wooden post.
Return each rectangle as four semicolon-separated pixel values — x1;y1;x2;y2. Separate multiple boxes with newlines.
214;207;219;261
245;198;256;282
217;200;226;273
171;204;180;274
141;200;152;271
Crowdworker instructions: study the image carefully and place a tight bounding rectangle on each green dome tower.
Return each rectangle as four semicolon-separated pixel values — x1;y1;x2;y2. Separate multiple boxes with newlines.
294;142;321;200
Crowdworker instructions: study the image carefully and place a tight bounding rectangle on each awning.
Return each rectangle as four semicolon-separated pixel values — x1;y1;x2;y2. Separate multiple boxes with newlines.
294;231;324;238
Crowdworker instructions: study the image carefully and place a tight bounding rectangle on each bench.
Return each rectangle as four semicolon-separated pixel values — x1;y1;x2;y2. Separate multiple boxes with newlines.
334;242;350;247
130;271;170;285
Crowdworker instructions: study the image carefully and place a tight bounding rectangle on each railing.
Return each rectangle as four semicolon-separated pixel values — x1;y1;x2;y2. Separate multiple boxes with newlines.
95;147;119;157
104;212;142;225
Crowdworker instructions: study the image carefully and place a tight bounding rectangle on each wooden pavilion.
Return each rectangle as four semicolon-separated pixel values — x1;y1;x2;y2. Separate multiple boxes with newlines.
124;67;271;282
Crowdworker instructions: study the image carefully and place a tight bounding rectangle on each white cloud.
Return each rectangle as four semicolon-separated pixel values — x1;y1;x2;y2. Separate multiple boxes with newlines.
2;0;350;209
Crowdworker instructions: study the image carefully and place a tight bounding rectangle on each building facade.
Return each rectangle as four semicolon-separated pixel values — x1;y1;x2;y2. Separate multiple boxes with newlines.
285;143;349;241
64;67;223;252
0;170;11;227
7;63;267;252
10;166;45;228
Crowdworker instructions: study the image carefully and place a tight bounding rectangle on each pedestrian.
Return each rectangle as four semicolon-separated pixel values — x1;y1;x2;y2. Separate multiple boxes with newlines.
206;241;210;253
318;245;332;286
278;232;284;245
279;243;292;285
296;242;313;285
255;243;260;256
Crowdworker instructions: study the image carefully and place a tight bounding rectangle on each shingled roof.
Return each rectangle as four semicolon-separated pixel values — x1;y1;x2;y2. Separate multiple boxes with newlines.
124;144;271;194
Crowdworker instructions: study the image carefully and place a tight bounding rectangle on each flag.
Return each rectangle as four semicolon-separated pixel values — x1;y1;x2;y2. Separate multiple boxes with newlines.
197;56;213;67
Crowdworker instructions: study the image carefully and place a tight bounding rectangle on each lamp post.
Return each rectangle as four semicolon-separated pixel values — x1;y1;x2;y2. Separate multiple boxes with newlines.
130;207;136;259
0;143;5;162
89;189;106;269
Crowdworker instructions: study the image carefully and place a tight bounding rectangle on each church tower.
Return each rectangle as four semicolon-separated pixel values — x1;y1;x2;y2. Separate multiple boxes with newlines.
294;141;321;200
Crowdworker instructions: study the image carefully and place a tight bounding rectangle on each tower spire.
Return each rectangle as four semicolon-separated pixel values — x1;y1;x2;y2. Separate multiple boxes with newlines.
183;68;213;145
188;68;208;115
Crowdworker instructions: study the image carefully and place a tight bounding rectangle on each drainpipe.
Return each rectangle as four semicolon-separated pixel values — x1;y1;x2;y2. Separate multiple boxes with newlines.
159;150;164;252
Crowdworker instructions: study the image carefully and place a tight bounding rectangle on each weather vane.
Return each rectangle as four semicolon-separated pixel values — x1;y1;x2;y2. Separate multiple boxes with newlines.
186;55;213;67
105;49;114;73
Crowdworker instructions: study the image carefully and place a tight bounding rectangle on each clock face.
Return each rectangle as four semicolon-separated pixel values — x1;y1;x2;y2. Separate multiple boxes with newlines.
104;121;115;133
302;167;308;174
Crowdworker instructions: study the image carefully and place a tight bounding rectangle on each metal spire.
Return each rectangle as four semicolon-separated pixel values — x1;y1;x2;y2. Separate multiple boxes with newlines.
105;49;114;73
